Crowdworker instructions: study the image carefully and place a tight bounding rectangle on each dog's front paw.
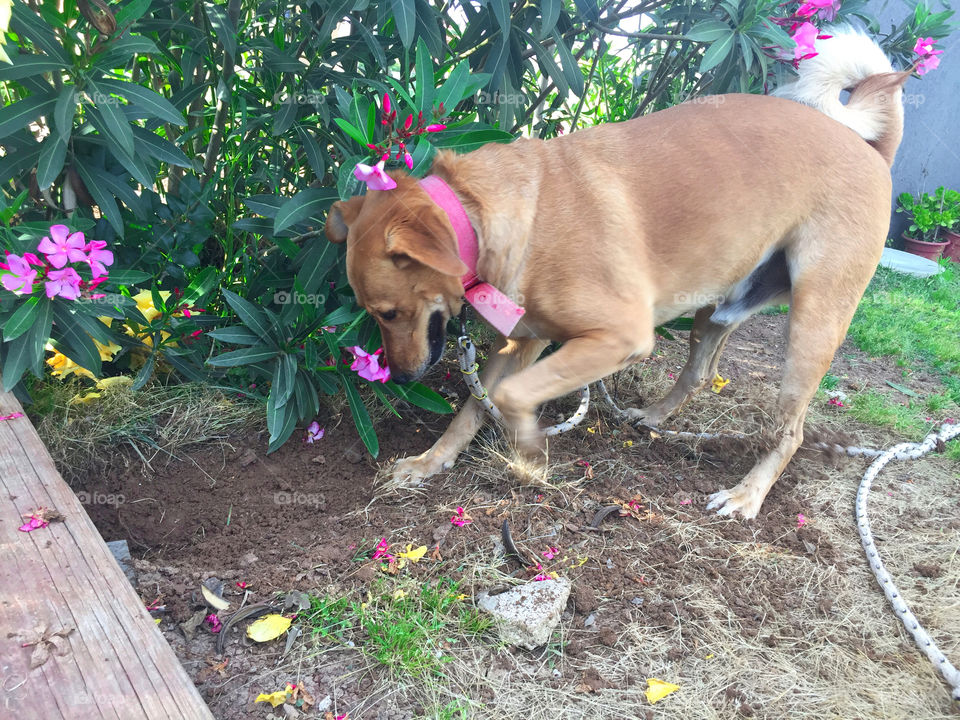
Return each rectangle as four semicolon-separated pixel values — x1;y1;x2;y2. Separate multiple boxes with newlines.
623;406;668;428
706;485;763;519
388;451;454;488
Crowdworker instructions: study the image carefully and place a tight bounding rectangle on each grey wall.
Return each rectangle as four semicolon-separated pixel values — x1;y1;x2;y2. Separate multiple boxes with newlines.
869;0;960;238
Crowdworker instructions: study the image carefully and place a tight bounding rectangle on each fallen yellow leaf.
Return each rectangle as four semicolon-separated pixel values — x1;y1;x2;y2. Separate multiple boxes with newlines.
396;545;427;562
392;589;406;600
246;614;292;642
255;689;289;708
645;678;680;704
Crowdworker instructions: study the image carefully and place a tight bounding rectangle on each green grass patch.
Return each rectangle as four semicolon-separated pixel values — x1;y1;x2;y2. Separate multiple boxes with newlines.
846;389;942;437
849;264;960;378
302;578;489;678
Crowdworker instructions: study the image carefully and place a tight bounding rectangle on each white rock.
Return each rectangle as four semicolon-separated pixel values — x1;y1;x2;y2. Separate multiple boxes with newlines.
477;579;571;650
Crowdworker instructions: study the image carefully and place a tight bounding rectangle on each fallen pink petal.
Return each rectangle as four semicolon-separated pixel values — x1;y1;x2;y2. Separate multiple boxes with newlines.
542;546;559;560
372;537;394;561
2;412;25;421
204;613;222;633
680;498;692;505
797;513;807;528
450;506;472;526
304;421;325;443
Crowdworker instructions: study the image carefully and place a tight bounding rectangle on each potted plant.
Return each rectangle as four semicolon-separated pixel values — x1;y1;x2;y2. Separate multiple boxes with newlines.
896;187;959;261
938;187;960;262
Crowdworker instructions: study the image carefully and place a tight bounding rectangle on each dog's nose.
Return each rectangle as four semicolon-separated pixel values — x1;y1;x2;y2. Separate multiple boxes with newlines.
390;371;413;384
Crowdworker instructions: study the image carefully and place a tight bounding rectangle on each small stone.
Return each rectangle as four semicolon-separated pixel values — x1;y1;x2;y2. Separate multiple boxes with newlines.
477;579;572;650
315;695;332;712
239;449;258;467
631;597;644;606
281;704;300;719
239;552;258;567
344;447;364;464
584;613;596;628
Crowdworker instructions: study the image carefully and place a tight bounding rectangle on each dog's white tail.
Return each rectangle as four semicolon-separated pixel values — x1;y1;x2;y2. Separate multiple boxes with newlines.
775;28;912;166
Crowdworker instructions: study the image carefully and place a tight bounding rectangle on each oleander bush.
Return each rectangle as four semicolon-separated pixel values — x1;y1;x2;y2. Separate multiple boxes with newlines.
0;0;953;453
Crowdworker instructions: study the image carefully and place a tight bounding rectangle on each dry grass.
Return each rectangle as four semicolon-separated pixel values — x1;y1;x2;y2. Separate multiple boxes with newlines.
31;381;259;483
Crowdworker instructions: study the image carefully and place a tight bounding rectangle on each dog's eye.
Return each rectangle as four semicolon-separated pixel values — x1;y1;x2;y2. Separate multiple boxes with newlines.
380;309;397;322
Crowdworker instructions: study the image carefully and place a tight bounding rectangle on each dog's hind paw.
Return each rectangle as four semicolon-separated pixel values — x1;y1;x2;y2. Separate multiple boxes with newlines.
706;486;763;520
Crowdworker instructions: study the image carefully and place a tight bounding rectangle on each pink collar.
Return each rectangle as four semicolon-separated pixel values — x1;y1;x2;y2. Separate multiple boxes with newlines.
419;175;525;336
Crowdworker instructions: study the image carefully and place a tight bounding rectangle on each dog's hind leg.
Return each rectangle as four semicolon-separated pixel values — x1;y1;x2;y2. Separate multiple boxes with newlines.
706;250;876;519
389;336;548;486
627;250;792;426
625;306;739;426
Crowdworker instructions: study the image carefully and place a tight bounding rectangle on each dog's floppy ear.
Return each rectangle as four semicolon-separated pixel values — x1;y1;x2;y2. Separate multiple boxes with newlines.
325;197;365;243
386;204;469;277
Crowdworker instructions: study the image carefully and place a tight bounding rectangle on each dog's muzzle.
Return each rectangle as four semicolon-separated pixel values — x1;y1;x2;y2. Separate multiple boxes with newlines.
391;311;446;384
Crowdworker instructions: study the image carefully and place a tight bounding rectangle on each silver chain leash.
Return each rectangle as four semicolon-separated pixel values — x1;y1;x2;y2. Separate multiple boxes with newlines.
453;320;959;703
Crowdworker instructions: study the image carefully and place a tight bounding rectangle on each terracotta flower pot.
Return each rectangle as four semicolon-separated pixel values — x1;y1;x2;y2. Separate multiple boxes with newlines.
942;229;960;263
902;233;949;262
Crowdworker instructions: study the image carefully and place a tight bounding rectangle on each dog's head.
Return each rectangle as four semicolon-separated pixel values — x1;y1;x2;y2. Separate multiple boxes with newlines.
325;174;467;384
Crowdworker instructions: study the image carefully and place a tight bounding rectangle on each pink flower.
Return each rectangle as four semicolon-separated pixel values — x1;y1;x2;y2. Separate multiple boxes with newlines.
204;613;222;633
348;346;391;383
911;37;944;75
18;514;49;532
382;92;391;115
916;54;941;75
796;0;840;21
83;240;114;279
371;537;394;560
45;267;82;300
542;546;559;560
425;124;446;132
792;22;819;60
236;581;248;589
450;506;472;526
913;36;937;55
353;159;397;191
37;225;87;269
797;513;807;528
1;253;38;295
305;421;325;443
680;498;692;505
828;397;844;408
403;152;413;170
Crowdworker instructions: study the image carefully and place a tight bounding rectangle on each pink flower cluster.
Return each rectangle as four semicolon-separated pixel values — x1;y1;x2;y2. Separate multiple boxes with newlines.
767;0;837;67
353;93;447;191
450;506;471;527
347;346;391;383
1;225;114;300
913;36;943;75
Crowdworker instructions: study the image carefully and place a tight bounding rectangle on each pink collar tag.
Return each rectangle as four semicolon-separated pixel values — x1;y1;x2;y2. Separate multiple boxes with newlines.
419;175;525;336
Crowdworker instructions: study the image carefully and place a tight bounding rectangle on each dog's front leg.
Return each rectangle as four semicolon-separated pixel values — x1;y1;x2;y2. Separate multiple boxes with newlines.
492;330;654;462
390;336;548;485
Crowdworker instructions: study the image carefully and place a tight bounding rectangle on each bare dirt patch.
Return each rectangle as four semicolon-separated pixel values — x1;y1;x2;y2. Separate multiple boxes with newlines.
59;313;960;719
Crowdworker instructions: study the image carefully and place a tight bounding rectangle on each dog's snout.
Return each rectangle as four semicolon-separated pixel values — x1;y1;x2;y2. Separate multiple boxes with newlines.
390;370;414;384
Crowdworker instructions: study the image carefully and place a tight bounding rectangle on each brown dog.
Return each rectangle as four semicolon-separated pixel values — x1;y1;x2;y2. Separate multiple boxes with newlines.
325;30;912;519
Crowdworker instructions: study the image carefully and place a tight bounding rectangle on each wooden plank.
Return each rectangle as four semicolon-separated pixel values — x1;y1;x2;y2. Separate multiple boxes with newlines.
0;391;214;720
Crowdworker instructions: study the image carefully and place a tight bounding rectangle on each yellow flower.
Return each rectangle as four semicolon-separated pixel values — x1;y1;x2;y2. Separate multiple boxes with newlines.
395;545;427;563
392;589;406;600
132;289;172;323
710;374;730;394
46;351;95;380
94;338;122;361
0;0;12;64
